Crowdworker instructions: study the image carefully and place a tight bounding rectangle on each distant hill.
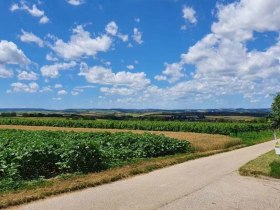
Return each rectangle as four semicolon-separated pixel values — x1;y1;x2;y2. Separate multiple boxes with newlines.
0;108;271;114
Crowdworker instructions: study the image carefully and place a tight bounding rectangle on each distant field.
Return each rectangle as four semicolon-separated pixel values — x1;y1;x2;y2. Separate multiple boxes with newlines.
0;118;270;135
205;115;261;121
0;125;241;152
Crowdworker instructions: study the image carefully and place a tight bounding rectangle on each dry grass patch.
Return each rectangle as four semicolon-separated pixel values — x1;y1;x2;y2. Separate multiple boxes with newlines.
157;131;242;152
0;125;242;152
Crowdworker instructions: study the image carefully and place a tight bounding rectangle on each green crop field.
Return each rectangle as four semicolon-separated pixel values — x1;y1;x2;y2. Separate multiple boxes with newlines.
0;129;189;193
0;118;270;135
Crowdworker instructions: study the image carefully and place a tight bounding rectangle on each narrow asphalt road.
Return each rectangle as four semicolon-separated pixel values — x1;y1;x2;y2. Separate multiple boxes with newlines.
13;140;280;210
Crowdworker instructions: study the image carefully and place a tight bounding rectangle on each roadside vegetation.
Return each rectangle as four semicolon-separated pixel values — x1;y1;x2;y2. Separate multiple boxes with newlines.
239;150;280;178
240;93;280;179
231;130;274;146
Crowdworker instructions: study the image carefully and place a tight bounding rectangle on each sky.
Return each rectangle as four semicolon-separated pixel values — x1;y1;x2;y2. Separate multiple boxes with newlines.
0;0;279;109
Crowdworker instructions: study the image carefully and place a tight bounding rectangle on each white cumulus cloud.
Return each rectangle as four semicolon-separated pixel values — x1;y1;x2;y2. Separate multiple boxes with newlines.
40;61;76;78
152;0;280;106
132;28;143;44
8;82;39;93
45;53;58;61
57;90;67;95
105;21;128;42
100;87;134;96
51;25;112;60
54;84;63;89
20;30;44;47
79;65;150;89
0;40;30;65
155;62;184;83
0;66;13;78
126;65;134;70
10;1;49;24
106;21;118;36
212;0;280;41
17;71;38;81
182;6;197;24
67;0;85;6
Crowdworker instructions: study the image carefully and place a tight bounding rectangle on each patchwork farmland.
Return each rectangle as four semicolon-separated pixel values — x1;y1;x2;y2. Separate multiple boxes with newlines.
0;115;274;208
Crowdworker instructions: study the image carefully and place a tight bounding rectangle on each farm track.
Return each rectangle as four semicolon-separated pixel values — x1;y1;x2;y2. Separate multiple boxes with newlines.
0;125;240;151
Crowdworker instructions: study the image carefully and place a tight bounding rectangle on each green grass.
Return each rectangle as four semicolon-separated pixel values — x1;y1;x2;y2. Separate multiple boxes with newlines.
239;150;280;178
231;130;274;145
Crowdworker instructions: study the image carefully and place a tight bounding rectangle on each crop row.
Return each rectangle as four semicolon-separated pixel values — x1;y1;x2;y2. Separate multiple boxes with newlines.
0;130;189;187
0;118;271;135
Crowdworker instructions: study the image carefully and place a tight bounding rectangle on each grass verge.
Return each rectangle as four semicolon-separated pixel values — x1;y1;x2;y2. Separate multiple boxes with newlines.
0;145;243;209
231;130;274;146
239;150;280;179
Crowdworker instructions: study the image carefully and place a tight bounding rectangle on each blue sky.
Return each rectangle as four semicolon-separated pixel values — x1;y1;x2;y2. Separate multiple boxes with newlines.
0;0;279;109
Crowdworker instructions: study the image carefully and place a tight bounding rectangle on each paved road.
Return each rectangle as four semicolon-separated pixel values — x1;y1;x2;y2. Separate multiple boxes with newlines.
14;140;280;210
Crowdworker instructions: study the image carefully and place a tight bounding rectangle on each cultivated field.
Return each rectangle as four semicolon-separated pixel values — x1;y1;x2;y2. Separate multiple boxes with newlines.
0;117;273;208
0;118;270;134
205;115;261;122
0;125;241;152
0;129;189;192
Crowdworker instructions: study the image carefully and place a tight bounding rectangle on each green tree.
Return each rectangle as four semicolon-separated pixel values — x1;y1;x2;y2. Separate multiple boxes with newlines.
271;93;280;130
